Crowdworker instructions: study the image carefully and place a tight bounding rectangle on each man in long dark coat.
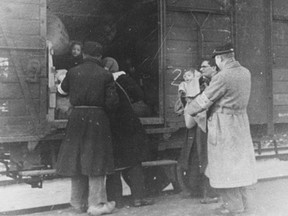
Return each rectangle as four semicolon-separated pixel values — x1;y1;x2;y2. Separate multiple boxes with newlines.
56;41;119;215
185;43;257;215
178;59;219;203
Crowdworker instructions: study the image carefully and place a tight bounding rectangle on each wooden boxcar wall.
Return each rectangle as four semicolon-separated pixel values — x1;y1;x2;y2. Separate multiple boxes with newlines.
163;0;234;127
235;0;268;124
163;0;279;127
272;0;288;123
0;0;47;142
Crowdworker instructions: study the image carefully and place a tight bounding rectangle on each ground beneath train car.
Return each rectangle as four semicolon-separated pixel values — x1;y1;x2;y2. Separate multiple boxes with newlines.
1;159;288;215
12;178;288;216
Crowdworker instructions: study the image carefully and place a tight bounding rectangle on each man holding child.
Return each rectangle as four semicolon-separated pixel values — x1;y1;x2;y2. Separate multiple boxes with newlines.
185;43;257;216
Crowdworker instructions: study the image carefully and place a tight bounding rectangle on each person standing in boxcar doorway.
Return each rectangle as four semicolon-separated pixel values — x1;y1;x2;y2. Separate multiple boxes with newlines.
185;43;257;216
102;57;153;208
56;41;119;215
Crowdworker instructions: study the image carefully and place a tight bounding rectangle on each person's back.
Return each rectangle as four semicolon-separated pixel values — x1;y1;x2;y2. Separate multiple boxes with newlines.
67;60;113;107
56;42;118;216
208;61;251;114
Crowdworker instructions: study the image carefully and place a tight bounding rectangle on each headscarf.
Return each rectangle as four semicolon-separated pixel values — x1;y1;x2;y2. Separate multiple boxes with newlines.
102;57;119;72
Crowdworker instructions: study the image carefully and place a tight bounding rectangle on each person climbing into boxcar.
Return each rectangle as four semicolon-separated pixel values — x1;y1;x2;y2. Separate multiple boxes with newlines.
56;42;119;215
102;57;154;208
185;43;257;216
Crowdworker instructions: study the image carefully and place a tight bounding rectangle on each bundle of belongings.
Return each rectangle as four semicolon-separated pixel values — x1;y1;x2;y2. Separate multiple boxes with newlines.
55;69;72;119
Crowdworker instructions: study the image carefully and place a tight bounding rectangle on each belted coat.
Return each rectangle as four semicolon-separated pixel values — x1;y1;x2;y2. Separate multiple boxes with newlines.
56;57;119;177
185;60;257;188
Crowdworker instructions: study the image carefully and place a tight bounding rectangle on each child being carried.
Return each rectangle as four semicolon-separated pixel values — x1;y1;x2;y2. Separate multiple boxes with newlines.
178;69;206;132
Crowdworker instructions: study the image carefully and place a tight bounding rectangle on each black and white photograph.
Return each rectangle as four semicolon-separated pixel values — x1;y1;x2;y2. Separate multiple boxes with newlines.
0;0;288;215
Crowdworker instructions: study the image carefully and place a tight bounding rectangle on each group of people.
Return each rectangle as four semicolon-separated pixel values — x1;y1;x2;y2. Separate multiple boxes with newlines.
177;43;257;216
54;41;153;216
54;40;257;216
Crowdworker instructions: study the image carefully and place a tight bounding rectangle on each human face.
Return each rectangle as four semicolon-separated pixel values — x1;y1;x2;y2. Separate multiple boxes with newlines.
200;60;216;78
71;44;82;57
183;71;194;82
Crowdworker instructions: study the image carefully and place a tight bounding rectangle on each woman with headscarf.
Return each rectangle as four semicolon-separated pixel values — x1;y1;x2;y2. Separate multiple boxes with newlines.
103;57;153;208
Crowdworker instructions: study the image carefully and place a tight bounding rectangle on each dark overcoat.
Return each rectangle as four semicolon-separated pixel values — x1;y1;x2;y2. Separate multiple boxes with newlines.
110;74;150;168
56;58;119;177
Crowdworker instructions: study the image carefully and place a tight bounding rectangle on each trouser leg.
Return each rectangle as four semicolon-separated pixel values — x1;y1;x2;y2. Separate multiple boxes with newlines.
240;185;256;213
71;175;89;209
122;164;145;200
202;175;218;198
88;176;107;207
106;172;123;202
220;187;244;213
187;139;202;196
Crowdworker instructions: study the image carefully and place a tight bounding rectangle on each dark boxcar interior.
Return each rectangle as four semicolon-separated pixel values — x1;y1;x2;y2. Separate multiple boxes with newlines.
47;0;160;118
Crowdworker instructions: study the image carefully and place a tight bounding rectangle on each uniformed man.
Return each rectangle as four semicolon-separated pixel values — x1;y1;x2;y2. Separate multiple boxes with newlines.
56;41;119;215
185;43;257;215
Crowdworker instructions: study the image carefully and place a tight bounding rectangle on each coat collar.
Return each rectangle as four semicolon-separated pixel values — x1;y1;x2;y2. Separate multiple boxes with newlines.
223;60;241;70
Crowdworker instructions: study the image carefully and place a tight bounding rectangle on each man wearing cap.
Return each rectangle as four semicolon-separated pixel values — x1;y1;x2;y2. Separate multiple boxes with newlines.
56;41;119;215
185;43;257;215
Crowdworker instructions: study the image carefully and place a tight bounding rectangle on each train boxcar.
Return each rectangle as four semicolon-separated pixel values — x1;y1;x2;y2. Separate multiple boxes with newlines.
0;0;286;184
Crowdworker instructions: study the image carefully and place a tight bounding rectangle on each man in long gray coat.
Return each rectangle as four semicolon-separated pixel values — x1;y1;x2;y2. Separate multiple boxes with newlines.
185;43;257;215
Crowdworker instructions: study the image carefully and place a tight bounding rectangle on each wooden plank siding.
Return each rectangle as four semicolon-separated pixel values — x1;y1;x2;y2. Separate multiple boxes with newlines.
274;105;288;123
235;0;268;124
273;0;288;17
0;3;40;20
273;68;288;81
166;0;224;10
272;1;288;125
163;0;232;125
1;0;41;5
0;0;46;141
0;99;28;116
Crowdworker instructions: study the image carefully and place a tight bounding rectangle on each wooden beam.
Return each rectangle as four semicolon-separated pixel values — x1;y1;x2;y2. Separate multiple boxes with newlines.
273;15;288;22
39;1;47;121
231;0;238;58
142;160;177;167
264;0;274;135
158;0;165;121
166;6;228;15
0;46;45;50
19;169;56;176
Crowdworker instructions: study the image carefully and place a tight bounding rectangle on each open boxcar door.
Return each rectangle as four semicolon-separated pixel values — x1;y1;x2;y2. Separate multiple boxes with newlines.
47;0;167;130
0;0;47;143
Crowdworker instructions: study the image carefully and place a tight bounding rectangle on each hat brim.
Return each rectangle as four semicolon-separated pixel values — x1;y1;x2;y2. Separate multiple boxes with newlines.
212;49;234;58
